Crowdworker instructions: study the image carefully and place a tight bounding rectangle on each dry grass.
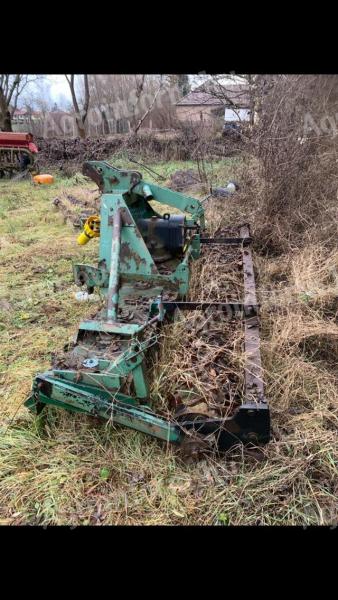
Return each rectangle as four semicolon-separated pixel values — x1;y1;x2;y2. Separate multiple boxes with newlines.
1;158;338;525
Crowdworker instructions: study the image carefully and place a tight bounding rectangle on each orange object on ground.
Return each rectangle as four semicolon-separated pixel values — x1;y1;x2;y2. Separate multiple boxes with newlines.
33;174;54;185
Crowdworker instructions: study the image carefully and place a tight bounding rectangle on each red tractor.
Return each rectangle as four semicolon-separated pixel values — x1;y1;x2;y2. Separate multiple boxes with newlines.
0;132;39;178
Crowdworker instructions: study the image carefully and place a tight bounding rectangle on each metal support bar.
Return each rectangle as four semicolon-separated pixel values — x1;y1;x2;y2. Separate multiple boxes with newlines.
240;225;266;406
107;208;122;322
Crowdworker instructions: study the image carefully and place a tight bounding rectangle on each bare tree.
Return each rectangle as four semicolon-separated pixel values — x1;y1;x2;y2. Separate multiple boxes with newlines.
90;75;110;134
249;74;338;251
24;78;53;113
132;76;165;135
129;75;146;128
83;75;176;135
168;74;190;97
203;75;250;114
189;74;256;133
65;74;90;138
0;75;41;131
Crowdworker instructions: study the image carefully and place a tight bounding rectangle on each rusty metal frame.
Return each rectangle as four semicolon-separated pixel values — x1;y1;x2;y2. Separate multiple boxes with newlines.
240;225;266;406
177;224;270;448
162;301;258;318
200;236;252;246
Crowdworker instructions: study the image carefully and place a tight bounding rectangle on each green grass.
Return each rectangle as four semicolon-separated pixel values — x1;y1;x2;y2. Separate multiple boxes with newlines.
103;150;243;186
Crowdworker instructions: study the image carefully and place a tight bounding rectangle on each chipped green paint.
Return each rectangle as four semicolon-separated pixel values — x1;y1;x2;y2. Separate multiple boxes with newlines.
26;375;181;443
26;161;204;444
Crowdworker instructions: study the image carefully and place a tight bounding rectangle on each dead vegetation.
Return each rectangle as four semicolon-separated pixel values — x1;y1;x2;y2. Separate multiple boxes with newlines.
152;75;338;522
250;75;338;254
36;129;243;173
151;238;245;425
52;187;100;227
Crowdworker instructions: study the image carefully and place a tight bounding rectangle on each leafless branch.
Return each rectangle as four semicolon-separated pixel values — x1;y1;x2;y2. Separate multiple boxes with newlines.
65;74;90;137
133;76;164;135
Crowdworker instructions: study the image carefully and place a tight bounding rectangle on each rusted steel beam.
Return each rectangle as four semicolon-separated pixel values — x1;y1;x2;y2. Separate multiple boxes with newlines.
240;225;266;405
200;236;252;246
162;301;258;317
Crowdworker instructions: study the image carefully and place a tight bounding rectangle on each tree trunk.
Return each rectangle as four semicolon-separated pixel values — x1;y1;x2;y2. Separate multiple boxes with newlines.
4;111;12;131
246;74;255;127
76;117;86;138
101;110;110;134
0;113;12;131
65;75;90;139
0;74;28;132
0;96;13;131
133;80;163;136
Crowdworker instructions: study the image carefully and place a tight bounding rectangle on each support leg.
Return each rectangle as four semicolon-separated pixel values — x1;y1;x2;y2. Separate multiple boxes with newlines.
107;208;122;322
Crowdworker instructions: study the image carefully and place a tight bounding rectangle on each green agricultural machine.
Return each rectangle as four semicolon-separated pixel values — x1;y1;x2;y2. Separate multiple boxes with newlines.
26;161;270;453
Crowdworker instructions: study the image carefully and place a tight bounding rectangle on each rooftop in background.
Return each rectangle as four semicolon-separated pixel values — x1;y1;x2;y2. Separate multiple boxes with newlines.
176;82;250;108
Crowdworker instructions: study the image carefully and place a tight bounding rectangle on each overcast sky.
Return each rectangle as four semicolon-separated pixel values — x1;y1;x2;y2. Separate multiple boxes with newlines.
47;74;243;95
19;74;245;109
48;75;69;100
45;75;211;102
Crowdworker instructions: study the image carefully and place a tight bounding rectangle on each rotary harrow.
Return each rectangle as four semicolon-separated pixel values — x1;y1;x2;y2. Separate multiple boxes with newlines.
26;161;270;453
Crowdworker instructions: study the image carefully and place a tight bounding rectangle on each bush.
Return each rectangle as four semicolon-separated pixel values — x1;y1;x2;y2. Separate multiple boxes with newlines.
250;75;338;253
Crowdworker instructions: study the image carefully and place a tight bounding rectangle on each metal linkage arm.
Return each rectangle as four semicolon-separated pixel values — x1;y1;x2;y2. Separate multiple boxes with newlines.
83;161;142;193
133;181;205;226
27;375;181;444
82;160;205;226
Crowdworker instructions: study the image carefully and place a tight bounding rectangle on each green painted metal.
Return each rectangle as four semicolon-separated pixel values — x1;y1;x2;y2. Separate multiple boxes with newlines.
27;375;181;443
53;369;121;392
133;180;205;226
107;207;122;321
73;162;203;327
52;338;152;401
26;161;205;443
77;319;147;335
